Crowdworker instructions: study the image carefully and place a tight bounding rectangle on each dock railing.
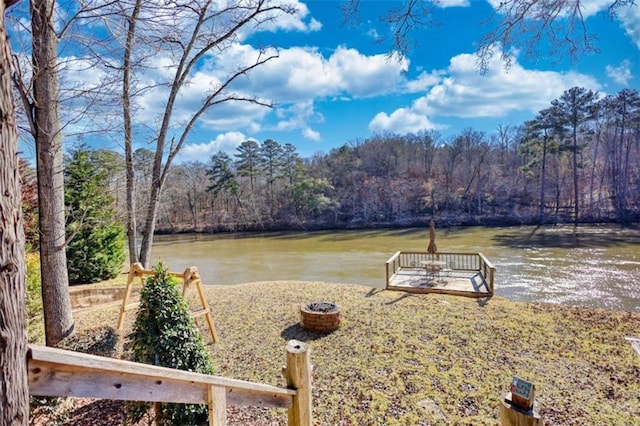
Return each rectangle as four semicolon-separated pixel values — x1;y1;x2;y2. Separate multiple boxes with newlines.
385;251;495;294
28;340;312;426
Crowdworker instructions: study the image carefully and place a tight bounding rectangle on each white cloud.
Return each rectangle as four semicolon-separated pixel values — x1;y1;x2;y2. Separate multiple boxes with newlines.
405;70;442;93
258;0;322;33
133;39;412;141
366;28;380;40
606;60;633;85
164;43;410;136
436;0;470;8
618;3;640;49
369;108;442;134
302;127;321;141
226;45;408;102
368;49;602;134
418;52;600;118
178;131;252;162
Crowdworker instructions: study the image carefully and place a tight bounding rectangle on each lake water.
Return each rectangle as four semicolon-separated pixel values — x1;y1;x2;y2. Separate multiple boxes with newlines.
151;225;640;312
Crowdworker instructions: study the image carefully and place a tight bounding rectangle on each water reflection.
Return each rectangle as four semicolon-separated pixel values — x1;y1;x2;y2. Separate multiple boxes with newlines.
152;225;640;312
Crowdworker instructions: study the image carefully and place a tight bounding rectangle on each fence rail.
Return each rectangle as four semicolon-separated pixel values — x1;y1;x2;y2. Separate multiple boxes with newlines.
27;340;312;426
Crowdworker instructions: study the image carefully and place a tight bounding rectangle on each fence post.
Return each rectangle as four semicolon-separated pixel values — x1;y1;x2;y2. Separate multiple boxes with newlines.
283;340;312;426
208;384;227;426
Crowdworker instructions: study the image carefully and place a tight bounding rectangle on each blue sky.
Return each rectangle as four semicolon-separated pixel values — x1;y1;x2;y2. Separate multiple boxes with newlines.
176;0;640;161
12;0;640;161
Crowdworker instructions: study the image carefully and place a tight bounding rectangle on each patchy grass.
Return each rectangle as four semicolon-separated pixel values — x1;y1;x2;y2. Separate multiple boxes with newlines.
50;281;640;425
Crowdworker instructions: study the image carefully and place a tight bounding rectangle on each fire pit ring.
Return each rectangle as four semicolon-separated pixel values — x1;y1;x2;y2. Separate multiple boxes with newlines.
300;301;341;332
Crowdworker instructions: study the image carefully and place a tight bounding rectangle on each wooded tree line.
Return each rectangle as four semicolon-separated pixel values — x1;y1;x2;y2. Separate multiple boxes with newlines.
48;86;638;235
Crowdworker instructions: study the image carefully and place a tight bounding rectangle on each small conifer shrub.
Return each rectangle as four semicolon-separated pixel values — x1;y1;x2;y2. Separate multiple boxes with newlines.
129;263;215;425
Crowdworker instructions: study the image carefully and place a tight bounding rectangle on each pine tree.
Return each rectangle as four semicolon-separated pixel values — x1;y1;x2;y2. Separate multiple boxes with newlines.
65;147;126;284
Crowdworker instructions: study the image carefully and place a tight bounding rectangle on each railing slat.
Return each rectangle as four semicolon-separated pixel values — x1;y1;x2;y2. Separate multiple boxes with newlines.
27;345;294;409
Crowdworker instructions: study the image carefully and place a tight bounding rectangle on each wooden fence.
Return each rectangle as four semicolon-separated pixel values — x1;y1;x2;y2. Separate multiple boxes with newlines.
28;340;312;426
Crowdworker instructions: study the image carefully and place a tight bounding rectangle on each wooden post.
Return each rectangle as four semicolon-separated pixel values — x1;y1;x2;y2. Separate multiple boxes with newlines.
182;267;218;342
154;401;162;425
501;393;543;426
208;385;227;426
283;340;312;426
117;262;145;331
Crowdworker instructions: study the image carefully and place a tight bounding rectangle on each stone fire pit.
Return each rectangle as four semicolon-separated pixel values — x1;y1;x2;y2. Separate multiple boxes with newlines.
300;302;341;332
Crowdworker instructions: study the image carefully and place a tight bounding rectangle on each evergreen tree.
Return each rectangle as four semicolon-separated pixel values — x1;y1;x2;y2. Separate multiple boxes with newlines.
551;87;599;223
65;147;126;284
129;263;214;425
235;140;261;192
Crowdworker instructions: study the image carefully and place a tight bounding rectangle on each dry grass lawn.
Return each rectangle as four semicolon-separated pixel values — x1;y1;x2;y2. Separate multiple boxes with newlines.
32;280;640;425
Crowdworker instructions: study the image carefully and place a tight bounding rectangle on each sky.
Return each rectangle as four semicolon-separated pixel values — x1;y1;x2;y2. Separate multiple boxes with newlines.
175;0;640;161
11;0;640;161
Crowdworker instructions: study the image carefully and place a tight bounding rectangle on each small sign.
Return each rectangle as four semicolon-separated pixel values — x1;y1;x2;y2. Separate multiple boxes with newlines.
511;376;533;399
509;376;535;410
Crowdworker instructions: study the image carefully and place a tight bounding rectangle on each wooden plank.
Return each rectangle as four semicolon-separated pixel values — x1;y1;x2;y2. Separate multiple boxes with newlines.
210;385;227;426
123;302;139;311
28;345;294;408
386;284;490;298
191;307;210;317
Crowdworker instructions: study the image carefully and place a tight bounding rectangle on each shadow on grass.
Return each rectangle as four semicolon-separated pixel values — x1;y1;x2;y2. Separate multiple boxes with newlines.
476;296;492;307
385;292;414;305
365;287;385;297
57;325;119;357
280;323;337;342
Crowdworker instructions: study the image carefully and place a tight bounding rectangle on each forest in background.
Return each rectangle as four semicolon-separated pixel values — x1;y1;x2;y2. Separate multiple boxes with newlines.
20;86;640;235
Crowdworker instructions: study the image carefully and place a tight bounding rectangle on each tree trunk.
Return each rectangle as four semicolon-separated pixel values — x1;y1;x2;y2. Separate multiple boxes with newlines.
572;124;579;225
123;0;142;265
138;183;161;267
538;133;548;223
32;0;74;346
0;0;29;422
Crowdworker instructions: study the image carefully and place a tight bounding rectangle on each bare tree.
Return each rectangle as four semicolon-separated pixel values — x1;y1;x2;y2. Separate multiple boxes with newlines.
22;0;75;346
108;0;296;266
477;0;636;72
343;0;635;70
1;0;29;422
122;0;142;264
9;0;125;346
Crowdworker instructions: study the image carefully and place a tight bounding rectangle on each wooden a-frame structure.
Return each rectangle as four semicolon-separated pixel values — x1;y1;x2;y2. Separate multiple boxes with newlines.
117;262;218;342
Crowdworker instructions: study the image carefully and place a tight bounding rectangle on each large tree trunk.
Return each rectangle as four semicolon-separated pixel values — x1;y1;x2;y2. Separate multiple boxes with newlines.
0;0;29;422
138;184;161;267
123;0;142;265
32;0;74;346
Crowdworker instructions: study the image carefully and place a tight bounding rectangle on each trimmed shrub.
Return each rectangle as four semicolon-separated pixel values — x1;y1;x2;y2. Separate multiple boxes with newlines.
128;263;215;425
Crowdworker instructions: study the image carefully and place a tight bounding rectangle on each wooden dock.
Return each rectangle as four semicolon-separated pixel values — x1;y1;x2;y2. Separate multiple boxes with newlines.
387;268;491;297
385;251;495;298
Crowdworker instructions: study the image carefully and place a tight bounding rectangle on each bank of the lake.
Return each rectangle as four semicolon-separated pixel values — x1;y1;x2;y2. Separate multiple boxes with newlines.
43;280;640;426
